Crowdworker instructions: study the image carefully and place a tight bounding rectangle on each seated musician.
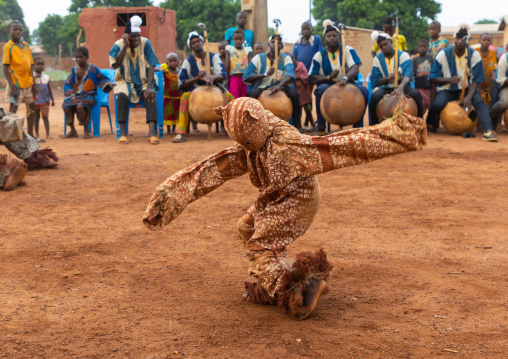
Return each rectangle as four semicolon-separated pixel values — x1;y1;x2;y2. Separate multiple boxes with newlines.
369;32;423;125
172;31;231;143
427;25;497;142
310;20;369;135
489;52;508;131
243;35;302;130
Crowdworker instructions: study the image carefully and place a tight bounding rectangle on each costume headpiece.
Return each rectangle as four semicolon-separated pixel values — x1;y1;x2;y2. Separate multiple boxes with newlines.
322;19;339;36
124;15;142;34
214;98;273;151
371;31;392;45
454;24;470;39
269;34;283;43
187;31;204;48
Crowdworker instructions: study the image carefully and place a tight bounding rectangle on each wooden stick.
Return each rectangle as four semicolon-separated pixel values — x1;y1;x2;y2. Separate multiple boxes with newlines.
341;26;346;78
459;47;468;104
393;18;400;87
203;28;211;77
272;23;279;84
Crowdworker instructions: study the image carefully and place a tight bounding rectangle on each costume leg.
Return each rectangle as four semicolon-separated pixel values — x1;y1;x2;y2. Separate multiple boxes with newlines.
489;87;508;128
470;90;493;132
369;88;391;125
426;90;459;129
281;87;302;130
352;82;369;128
314;83;333;132
404;86;424;118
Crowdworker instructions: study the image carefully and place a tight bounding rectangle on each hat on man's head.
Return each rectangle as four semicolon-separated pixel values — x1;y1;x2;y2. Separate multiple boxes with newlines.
371;31;392;45
322;19;339;36
454;23;470;39
187;31;204;48
269;34;283;43
124;15;142;34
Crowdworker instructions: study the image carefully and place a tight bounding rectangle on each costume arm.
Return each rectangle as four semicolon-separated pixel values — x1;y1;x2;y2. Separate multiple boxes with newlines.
143;144;248;230
286;112;426;177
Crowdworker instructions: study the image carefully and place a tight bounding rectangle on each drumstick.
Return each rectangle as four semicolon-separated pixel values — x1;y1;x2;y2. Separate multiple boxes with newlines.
341;24;346;79
198;23;211;80
459;47;468;105
272;19;281;85
393;17;399;88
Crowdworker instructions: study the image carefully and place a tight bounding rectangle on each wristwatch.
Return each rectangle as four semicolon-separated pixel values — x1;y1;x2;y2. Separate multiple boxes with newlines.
342;76;348;81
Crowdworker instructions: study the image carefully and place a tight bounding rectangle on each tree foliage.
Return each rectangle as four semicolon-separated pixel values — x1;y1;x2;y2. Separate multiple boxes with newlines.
37;14;82;57
160;0;241;49
0;0;30;43
474;18;497;24
312;0;441;51
69;0;153;13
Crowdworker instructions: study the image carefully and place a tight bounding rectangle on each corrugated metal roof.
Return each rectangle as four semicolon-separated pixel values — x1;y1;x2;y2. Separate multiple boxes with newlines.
441;23;502;35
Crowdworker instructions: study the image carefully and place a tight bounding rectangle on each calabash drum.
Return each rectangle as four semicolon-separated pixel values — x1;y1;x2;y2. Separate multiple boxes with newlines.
376;94;418;122
440;101;477;135
320;83;365;126
257;90;293;122
188;86;228;125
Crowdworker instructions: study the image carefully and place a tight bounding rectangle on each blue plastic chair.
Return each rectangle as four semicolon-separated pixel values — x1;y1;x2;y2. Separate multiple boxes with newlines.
114;70;165;139
63;68;115;137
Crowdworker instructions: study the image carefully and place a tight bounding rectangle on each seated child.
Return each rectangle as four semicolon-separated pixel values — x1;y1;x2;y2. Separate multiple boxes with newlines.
161;53;181;135
226;29;253;99
412;39;434;114
428;21;449;58
288;53;314;130
371;16;407;57
63;47;114;139
32;57;55;141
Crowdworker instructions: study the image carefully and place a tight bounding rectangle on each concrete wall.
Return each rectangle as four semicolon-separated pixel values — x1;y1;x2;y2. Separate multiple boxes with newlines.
79;6;177;69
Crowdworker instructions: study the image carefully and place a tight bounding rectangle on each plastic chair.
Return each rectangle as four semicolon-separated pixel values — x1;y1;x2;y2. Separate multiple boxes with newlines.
114;70;165;139
63;68;115;137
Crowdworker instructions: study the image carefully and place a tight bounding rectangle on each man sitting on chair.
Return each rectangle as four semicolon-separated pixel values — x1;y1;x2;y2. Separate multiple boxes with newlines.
108;15;160;145
243;35;302;130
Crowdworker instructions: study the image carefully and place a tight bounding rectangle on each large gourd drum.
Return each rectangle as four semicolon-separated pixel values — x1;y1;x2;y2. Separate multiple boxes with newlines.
320;83;365;126
188;86;228;124
440;101;477;135
376;94;418;122
258;90;293;122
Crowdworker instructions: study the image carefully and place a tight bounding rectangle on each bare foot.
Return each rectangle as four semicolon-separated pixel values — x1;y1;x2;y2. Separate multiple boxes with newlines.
290;278;328;320
4;161;27;191
63;131;78;139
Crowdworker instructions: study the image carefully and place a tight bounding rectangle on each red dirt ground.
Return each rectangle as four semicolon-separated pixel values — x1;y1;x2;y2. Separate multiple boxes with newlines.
1;91;508;358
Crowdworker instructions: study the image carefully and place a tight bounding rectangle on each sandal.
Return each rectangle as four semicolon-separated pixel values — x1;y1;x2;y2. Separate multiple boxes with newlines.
148;136;160;145
36;137;46;143
118;136;129;144
172;134;187;143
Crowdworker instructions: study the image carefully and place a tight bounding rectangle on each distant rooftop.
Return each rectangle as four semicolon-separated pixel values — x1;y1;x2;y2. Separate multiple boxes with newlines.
441;23;502;35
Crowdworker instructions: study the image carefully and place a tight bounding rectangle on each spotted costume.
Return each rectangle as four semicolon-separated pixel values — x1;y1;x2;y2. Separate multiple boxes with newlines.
143;98;426;315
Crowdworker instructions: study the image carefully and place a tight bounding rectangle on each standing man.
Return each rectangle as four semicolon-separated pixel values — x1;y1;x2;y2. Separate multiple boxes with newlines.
225;11;254;48
427;26;498;141
2;21;37;140
108;15;160;144
489;52;508;127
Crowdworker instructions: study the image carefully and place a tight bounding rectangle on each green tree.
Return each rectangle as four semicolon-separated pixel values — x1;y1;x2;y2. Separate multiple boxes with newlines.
474;18;497;24
0;0;30;42
38;15;65;56
312;0;441;51
160;0;241;49
69;0;153;13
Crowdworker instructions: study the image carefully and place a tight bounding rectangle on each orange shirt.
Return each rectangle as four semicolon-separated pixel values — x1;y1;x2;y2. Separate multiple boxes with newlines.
2;40;34;88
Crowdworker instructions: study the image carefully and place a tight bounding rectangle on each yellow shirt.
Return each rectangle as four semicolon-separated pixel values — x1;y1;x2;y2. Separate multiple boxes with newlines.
373;34;407;52
327;50;340;70
385;56;396;73
2;40;34;88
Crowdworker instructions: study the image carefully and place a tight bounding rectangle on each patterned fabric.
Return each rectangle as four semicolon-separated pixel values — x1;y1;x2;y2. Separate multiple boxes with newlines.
109;37;159;103
176;91;234;134
178;53;228;92
372;50;413;90
412;54;433;89
0;154;19;190
226;45;252;75
143;98;427;297
2;40;34;88
294;61;312;106
475;48;498;103
429;46;485;92
33;72;51;105
243;52;295;89
309;46;362;81
429;37;449;58
161;64;181;126
63;64;110;110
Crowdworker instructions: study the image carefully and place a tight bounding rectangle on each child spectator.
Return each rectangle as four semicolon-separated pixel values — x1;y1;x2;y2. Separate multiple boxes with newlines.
63;47;114;139
288;53;315;130
32;57;55;141
161;53;181;135
475;33;497;105
2;21;36;139
218;40;231;76
412;39;434;114
225;12;254;47
293;22;322;71
428;21;449;58
226;29;253;99
371;17;407;57
253;43;265;55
